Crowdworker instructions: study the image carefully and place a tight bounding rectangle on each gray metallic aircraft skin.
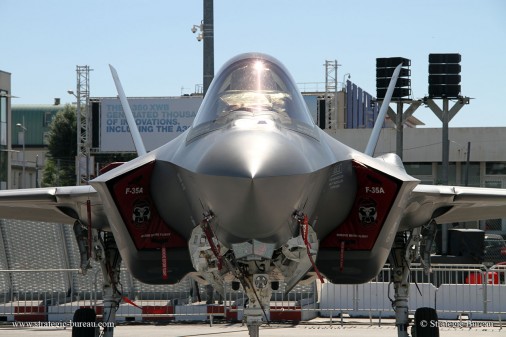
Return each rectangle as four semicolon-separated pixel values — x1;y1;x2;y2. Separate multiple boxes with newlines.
154;127;356;246
91;53;419;284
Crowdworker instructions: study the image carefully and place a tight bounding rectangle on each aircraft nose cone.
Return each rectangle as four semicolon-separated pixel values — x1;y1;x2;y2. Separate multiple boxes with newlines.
182;129;324;245
196;129;314;178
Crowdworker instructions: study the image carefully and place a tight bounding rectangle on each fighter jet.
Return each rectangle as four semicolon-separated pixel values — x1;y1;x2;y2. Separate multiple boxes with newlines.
1;53;506;337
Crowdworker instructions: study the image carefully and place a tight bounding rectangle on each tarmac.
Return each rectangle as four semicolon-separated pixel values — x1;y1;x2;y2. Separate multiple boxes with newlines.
0;318;504;337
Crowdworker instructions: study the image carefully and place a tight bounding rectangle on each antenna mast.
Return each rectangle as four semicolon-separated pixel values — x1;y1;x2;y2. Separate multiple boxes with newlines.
75;65;92;185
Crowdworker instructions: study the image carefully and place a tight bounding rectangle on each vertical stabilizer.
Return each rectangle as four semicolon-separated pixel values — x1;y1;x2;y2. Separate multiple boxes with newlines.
364;63;402;156
109;65;147;156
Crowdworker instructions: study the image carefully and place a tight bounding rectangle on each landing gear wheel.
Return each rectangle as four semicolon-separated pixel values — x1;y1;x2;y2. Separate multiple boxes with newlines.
247;322;260;337
72;308;98;337
412;307;439;337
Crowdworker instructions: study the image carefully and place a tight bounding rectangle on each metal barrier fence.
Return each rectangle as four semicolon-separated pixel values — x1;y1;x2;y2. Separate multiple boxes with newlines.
320;264;506;321
0;264;504;323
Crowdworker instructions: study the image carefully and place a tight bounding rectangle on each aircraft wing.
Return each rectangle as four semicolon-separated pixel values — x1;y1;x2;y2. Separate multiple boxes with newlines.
0;185;108;229
399;184;506;231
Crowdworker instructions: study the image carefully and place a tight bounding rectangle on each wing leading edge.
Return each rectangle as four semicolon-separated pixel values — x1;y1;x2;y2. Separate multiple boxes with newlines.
0;185;108;229
399;184;506;231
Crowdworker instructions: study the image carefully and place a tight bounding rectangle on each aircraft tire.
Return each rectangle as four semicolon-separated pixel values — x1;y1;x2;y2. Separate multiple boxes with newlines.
412;307;439;337
72;307;97;337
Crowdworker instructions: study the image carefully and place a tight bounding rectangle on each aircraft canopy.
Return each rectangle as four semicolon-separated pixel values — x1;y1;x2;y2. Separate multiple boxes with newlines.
192;53;315;128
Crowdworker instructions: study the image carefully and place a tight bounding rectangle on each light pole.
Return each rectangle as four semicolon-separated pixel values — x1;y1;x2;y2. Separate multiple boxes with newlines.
35;154;40;188
16;116;26;189
68;89;83;184
191;0;214;96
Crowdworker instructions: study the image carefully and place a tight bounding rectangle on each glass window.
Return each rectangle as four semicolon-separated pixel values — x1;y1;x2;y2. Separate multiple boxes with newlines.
43;111;53;127
486;162;506;175
485;181;502;188
0;151;6;188
461;162;480;186
484;181;503;231
404;163;432;176
436;163;456;185
485;219;503;231
302;95;318;124
0;92;6;122
0;122;6;146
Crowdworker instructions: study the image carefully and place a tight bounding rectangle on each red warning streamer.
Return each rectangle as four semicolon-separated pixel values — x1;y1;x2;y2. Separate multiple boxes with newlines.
122;296;143;310
161;246;168;280
201;219;222;270
299;215;324;283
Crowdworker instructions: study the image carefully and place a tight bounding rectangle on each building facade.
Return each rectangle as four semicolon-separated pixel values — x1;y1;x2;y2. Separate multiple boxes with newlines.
0;70;12;190
10;103;64;189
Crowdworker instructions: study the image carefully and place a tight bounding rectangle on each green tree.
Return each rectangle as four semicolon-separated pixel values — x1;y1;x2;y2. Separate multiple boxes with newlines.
42;104;77;186
41;104;139;186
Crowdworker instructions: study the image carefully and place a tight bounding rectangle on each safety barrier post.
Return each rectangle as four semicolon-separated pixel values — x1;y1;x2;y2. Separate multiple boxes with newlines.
483;266;488;314
353;284;359;311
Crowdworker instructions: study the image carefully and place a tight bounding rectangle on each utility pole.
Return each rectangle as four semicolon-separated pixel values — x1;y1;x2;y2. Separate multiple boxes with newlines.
15;116;26;188
464;141;471;186
425;53;470;255
385;100;423;159
203;0;214;96
35;154;39;188
425;96;469;254
191;0;214;97
442;98;450;185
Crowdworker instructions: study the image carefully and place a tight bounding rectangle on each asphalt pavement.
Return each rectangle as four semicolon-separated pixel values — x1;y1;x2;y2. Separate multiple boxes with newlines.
0;318;504;337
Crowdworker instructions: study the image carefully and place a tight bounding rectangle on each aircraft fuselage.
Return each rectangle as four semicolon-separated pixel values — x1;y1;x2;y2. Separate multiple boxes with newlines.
91;53;418;288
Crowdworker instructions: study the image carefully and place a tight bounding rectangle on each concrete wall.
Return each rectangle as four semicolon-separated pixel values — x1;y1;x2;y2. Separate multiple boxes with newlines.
330;127;506;162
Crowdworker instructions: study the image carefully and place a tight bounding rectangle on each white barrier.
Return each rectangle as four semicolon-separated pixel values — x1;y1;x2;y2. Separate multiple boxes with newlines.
320;282;437;318
0;264;504;323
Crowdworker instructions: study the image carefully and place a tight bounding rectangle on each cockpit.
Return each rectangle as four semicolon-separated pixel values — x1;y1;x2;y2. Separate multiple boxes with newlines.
189;53;316;139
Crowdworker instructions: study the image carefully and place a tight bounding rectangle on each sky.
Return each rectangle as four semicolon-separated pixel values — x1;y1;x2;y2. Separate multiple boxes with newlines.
1;0;505;128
